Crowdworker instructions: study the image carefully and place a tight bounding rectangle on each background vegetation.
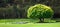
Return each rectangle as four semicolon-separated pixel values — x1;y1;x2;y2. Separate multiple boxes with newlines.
0;0;60;19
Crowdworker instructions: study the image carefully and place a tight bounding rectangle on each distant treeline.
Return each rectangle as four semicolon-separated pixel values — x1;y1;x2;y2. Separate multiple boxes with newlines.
0;0;60;19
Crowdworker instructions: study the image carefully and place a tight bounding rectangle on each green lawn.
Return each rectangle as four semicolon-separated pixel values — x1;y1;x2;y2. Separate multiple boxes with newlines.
0;19;56;23
0;19;60;27
0;19;39;23
0;23;60;27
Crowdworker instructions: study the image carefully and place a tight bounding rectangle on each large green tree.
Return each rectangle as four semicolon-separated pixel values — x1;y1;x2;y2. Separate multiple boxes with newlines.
27;4;54;22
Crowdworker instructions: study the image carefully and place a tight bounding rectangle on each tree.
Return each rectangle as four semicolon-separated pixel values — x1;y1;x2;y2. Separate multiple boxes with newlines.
27;4;54;22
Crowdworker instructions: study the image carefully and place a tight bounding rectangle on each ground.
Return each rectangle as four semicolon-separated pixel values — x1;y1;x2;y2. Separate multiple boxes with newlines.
0;19;60;27
0;23;60;27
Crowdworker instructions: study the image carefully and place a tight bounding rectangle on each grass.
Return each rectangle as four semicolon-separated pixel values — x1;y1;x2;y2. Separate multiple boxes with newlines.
0;19;56;23
0;19;39;23
0;18;60;27
0;23;60;27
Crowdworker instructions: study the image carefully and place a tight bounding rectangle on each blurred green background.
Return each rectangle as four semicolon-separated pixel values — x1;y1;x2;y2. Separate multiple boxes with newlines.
0;0;60;19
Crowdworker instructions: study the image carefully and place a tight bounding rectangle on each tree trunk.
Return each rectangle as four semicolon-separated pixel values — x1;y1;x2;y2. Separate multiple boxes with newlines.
39;18;44;23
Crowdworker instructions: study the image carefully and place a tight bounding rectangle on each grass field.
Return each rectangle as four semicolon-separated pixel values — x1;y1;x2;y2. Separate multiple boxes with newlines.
0;19;56;23
0;19;40;23
0;23;60;27
0;19;60;27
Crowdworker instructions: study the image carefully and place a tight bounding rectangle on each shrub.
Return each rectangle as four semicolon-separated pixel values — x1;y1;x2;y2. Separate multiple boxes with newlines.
27;4;54;22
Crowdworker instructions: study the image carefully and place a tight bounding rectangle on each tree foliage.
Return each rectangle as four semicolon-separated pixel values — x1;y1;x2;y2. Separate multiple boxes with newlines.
27;4;54;18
